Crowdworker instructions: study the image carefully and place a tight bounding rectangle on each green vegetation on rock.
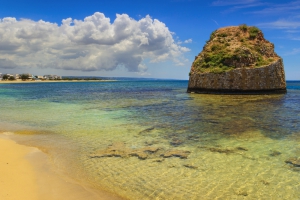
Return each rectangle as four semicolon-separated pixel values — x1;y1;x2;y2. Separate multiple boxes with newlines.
249;26;260;39
191;25;279;74
239;24;248;32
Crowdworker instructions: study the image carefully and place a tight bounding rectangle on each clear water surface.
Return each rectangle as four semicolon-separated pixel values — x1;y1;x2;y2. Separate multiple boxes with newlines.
0;79;299;199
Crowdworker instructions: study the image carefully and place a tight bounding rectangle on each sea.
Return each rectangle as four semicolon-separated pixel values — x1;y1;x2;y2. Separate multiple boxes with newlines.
0;79;300;199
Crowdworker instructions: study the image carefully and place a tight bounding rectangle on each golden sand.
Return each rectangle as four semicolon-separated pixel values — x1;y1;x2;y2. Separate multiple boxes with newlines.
0;135;123;200
0;137;39;200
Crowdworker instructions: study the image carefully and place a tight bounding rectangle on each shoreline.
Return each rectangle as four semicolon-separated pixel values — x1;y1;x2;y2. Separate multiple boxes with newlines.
0;134;124;200
0;80;116;84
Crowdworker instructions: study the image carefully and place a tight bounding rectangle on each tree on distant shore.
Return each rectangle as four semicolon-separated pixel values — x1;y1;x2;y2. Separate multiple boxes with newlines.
2;74;9;80
20;74;30;81
8;76;16;81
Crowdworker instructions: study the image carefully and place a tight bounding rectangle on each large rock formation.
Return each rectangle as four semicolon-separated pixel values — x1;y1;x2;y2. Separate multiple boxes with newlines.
187;25;286;94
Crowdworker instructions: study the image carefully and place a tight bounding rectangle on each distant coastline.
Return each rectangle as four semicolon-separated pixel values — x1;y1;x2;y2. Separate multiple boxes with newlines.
0;79;116;84
0;73;118;83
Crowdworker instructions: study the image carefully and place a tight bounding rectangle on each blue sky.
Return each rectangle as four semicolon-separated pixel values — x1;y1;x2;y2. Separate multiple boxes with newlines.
0;0;299;80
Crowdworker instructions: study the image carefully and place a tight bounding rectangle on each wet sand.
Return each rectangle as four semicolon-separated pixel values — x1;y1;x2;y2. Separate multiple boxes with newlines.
0;135;123;200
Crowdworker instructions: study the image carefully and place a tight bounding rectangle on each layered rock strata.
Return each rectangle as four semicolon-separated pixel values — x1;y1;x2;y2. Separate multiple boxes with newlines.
188;58;286;94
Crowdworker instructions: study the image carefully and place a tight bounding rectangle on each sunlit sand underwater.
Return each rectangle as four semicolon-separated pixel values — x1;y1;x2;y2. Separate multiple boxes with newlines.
1;80;300;199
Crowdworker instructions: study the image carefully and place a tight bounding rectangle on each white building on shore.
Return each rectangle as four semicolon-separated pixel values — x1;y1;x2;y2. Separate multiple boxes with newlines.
43;75;62;80
0;73;62;81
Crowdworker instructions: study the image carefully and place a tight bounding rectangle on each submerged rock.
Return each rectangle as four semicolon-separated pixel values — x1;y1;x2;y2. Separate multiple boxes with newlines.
260;180;270;185
90;142;128;158
208;147;235;154
236;147;248;151
139;127;155;135
199;145;249;155
269;150;281;157
285;157;300;167
129;146;162;159
162;149;191;159
183;164;198;169
187;135;200;141
129;151;148;160
187;25;286;94
142;146;161;153
236;190;248;196
170;138;184;146
90;142;190;160
145;140;160;146
152;158;165;162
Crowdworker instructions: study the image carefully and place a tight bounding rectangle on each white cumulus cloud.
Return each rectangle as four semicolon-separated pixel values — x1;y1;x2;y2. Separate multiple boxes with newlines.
0;12;190;73
184;39;192;43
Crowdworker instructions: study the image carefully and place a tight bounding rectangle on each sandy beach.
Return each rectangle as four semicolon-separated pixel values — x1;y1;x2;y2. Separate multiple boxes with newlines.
0;134;123;200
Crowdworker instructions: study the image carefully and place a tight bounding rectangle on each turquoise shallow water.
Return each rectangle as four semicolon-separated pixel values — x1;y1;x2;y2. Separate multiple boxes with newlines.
0;80;300;199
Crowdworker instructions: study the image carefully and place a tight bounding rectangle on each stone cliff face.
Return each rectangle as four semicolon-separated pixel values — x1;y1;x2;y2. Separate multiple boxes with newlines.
187;25;286;94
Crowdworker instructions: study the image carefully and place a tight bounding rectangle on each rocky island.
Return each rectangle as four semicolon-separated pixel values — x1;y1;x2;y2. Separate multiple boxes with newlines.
187;25;287;94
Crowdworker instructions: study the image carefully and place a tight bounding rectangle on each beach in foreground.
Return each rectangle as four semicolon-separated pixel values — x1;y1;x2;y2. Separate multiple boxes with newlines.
0;134;123;200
